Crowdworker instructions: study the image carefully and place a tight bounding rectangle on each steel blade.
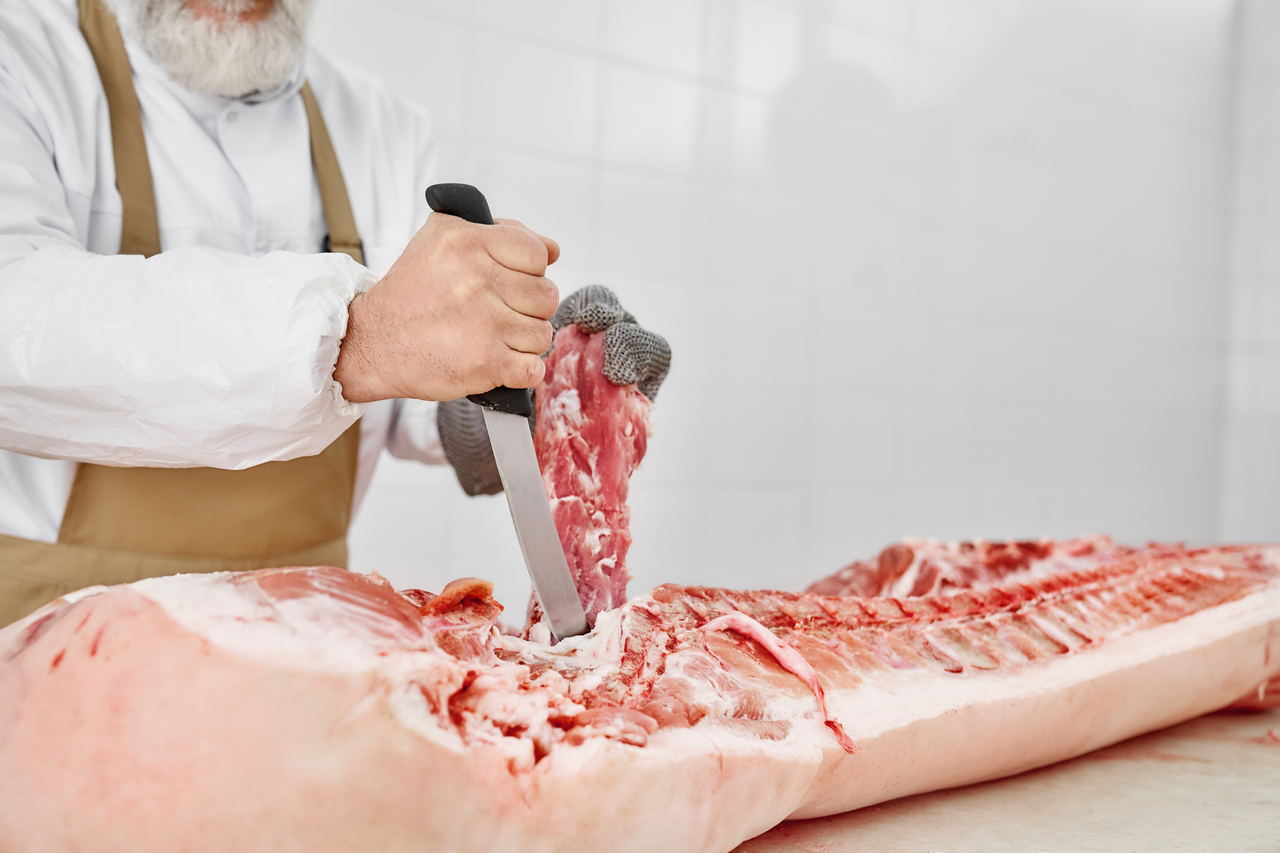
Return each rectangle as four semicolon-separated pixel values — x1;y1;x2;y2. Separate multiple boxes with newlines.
481;407;589;642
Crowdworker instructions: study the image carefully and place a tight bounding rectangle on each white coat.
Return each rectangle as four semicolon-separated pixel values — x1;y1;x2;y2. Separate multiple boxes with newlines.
0;0;446;545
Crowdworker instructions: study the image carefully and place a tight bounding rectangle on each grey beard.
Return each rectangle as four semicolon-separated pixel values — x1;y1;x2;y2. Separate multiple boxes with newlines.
107;0;315;99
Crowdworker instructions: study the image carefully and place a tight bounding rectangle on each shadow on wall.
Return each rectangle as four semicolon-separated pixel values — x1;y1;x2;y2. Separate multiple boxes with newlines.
736;0;1230;580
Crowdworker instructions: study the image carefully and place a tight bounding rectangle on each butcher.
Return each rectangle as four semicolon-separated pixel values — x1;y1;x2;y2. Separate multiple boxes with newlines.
0;0;670;627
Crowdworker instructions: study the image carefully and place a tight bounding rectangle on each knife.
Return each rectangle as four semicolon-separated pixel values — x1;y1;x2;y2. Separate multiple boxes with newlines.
424;183;589;643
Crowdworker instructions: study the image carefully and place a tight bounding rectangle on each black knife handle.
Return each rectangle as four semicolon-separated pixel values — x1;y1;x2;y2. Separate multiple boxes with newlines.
425;183;494;226
465;386;533;417
426;183;534;418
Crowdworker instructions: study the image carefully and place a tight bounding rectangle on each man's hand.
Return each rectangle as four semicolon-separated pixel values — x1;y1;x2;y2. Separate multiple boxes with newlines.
335;213;560;403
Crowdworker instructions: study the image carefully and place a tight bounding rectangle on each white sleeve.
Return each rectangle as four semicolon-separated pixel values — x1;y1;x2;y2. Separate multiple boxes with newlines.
384;399;446;466
0;36;376;470
0;246;376;469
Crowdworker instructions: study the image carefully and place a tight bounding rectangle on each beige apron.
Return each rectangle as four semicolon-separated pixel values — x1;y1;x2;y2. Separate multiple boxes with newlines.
0;0;368;627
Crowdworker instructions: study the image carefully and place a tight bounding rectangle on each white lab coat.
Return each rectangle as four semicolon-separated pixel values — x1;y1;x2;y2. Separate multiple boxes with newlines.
0;0;447;544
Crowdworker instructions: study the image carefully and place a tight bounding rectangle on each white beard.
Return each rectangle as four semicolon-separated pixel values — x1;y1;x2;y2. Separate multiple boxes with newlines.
107;0;315;99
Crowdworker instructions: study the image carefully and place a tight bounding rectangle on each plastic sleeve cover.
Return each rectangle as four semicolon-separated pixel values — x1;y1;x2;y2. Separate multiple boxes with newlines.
385;399;447;467
0;244;378;469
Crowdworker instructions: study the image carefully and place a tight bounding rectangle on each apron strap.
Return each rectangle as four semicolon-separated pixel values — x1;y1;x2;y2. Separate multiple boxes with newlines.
79;0;161;258
77;0;365;265
301;81;365;266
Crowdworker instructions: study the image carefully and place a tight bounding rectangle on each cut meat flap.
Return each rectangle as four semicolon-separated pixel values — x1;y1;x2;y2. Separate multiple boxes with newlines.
529;325;650;631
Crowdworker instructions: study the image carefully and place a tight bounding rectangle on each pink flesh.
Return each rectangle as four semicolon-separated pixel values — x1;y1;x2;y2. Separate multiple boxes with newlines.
530;325;650;628
806;534;1135;598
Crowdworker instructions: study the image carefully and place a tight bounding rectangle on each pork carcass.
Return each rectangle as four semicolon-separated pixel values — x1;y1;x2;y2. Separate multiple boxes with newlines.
2;326;1280;852
3;541;1279;851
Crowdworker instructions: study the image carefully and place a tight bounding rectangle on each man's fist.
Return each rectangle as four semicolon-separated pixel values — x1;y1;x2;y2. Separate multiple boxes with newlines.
334;212;560;403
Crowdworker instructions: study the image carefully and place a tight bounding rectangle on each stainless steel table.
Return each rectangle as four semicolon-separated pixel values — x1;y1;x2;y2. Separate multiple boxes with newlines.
737;709;1280;852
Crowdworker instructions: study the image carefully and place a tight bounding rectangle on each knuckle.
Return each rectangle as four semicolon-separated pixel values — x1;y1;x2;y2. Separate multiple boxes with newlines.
523;358;546;387
500;225;548;272
435;221;472;258
457;220;487;247
536;321;554;352
525;280;557;321
504;355;543;389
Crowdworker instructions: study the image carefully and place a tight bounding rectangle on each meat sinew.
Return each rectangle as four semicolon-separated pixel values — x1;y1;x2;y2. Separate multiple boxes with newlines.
3;327;1279;852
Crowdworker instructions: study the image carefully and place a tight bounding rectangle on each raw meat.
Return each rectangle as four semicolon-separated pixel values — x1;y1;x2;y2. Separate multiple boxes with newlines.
2;540;1279;852
805;534;1134;598
529;325;650;631
4;330;1279;851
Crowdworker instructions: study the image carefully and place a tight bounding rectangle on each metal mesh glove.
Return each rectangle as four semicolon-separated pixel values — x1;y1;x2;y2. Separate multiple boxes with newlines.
440;285;668;496
436;398;503;496
550;285;672;400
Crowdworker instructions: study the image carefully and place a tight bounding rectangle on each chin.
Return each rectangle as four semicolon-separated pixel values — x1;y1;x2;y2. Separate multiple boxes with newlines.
108;0;315;99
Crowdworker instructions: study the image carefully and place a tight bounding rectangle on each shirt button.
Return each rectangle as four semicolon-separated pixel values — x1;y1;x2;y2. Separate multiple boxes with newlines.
226;110;238;123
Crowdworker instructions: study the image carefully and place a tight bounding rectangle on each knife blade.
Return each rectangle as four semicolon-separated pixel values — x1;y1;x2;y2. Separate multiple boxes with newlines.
424;183;589;642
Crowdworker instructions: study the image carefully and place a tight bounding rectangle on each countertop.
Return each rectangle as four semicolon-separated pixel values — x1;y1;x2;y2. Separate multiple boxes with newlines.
736;709;1280;852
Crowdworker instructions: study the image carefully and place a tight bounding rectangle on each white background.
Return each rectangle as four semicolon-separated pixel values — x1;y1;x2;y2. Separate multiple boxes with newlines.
311;0;1278;615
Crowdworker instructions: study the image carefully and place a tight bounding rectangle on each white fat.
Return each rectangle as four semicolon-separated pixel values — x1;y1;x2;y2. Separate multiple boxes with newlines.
548;388;583;426
526;622;553;646
646;720;829;764
132;572;422;674
381;655;470;753
62;585;109;605
537;734;613;776
494;605;629;677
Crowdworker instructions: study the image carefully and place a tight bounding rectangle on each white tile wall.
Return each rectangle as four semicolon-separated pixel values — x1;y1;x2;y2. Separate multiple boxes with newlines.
1220;0;1280;543
312;0;1253;614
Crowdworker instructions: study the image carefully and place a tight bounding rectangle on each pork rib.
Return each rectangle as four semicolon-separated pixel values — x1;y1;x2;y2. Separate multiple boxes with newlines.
805;534;1135;598
2;540;1278;852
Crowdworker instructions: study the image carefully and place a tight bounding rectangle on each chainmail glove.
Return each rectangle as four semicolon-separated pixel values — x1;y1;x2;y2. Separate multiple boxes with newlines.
438;285;670;496
550;285;672;400
436;398;503;496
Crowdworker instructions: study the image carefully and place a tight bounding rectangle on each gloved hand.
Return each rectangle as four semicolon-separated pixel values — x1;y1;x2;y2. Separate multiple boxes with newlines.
436;398;504;496
437;285;671;496
549;285;671;400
